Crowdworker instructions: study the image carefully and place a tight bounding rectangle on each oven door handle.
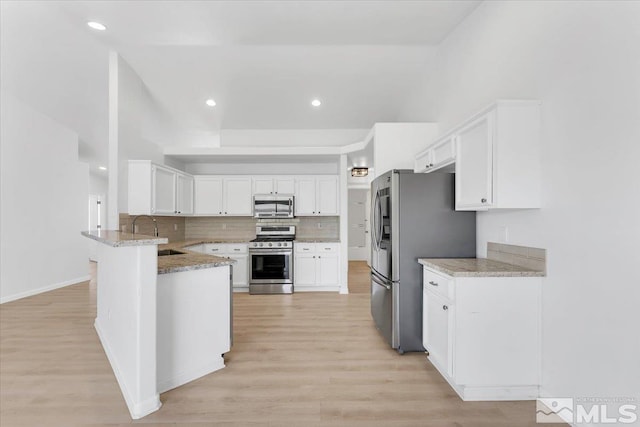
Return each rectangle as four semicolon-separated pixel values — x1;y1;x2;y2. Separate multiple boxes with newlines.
249;250;293;256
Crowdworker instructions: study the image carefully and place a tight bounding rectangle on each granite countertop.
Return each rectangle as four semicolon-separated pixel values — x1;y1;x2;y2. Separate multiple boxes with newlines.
418;258;545;278
82;230;168;247
157;240;237;275
159;238;251;250
294;238;341;243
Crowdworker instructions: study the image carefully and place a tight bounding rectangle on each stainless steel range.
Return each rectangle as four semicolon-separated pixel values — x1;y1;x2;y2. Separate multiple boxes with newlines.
249;225;295;294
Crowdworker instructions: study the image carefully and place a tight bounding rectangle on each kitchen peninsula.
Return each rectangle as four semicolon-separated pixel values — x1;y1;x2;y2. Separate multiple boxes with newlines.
81;230;234;419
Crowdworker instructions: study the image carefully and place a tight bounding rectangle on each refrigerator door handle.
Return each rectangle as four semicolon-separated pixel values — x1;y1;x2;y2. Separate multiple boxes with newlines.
372;191;381;251
371;273;391;290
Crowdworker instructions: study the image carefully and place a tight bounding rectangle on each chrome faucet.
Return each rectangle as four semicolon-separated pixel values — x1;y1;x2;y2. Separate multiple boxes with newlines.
131;215;159;237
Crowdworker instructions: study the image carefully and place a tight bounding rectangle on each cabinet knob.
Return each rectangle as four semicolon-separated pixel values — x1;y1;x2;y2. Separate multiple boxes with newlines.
225;211;227;214
430;163;434;167
443;305;448;311
313;256;316;259
428;281;438;287
481;198;487;203
219;211;222;214
425;164;430;169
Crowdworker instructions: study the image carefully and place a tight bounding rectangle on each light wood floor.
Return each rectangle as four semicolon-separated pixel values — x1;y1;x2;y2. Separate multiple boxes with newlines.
0;261;542;426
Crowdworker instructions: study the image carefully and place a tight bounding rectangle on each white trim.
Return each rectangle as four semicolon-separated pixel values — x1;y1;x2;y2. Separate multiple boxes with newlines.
429;355;539;401
0;275;90;304
157;357;225;394
295;286;342;293
95;320;162;419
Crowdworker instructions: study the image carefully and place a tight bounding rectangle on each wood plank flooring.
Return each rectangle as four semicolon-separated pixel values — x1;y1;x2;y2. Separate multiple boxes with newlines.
0;261;542;426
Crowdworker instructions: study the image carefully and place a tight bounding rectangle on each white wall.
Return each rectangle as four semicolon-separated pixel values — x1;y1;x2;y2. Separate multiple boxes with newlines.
108;53;182;227
1;94;89;303
221;129;369;147
399;1;640;402
185;162;339;175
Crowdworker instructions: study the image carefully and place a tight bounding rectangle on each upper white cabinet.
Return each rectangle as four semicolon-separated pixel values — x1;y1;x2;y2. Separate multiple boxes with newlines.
194;176;252;216
176;173;194;215
128;161;192;216
367;123;439;178
414;135;456;173
252;176;295;195
455;101;541;210
415;101;541;211
294;175;339;216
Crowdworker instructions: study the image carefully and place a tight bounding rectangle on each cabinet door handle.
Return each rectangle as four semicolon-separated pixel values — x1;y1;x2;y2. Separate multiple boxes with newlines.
233;248;240;252
429;281;438;287
481;198;487;203
442;305;448;311
313;256;316;259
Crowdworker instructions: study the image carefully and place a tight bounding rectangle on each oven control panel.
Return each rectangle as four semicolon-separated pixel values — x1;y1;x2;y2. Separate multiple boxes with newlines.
249;241;293;249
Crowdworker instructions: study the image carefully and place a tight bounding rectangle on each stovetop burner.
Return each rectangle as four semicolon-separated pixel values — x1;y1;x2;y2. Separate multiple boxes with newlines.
251;236;295;242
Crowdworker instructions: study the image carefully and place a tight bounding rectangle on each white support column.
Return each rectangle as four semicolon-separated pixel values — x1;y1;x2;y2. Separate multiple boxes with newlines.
339;154;349;294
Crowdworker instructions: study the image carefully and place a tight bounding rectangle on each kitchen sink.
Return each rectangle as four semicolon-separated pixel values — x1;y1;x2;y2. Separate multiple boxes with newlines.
157;249;186;256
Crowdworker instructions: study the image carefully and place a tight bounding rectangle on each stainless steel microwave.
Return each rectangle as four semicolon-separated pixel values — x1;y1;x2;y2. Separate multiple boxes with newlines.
253;195;294;218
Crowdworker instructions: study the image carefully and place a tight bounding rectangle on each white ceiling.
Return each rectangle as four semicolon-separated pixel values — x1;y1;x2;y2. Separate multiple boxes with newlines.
1;1;481;170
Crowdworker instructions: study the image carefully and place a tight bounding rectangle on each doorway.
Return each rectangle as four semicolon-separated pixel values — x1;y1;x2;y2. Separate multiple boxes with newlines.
88;194;106;261
348;189;369;262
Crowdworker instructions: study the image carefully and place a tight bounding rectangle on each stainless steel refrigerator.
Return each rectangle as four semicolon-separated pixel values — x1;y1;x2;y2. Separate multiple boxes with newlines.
370;170;476;353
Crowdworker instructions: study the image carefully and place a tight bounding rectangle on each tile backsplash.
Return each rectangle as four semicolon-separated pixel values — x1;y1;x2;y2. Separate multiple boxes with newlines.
119;214;186;242
184;216;339;240
119;214;340;241
487;242;546;273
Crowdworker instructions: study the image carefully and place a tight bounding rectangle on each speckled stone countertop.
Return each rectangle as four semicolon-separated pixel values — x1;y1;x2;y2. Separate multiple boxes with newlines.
82;230;168;247
294;238;340;243
418;258;545;277
157;240;237;275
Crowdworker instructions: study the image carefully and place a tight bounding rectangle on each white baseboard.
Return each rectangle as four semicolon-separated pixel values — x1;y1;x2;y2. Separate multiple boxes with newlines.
95;320;162;419
296;286;342;292
0;275;91;304
157;357;225;394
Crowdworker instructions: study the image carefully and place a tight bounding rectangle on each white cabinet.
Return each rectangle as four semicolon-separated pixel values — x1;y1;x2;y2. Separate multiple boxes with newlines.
223;177;252;215
368;123;440;178
186;243;249;290
194;177;224;215
414;135;456;173
294;176;339;216
128;160;194;216
454;100;541;210
194;176;252;216
456;113;494;209
153;165;177;214
176;173;194;215
252;176;295;195
294;243;340;290
421;265;541;401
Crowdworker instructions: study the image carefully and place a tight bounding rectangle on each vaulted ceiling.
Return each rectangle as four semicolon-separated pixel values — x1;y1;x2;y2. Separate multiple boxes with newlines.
0;1;481;171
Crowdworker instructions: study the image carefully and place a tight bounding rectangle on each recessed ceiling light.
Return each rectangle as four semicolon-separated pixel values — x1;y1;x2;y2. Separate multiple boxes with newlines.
98;166;107;171
311;99;322;107
205;99;217;107
87;21;107;31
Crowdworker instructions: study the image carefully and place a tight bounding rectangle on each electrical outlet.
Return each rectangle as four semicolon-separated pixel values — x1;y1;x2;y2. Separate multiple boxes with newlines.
173;224;178;231
222;223;227;230
317;222;322;229
121;224;126;232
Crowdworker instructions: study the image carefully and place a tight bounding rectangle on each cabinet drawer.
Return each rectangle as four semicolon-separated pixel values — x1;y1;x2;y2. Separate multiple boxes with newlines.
295;243;316;254
423;268;453;300
225;243;248;254
203;244;226;254
317;243;339;253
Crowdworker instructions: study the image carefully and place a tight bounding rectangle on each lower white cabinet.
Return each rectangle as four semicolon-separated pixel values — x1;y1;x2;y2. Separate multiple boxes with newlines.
422;266;541;401
186;243;249;290
294;243;340;290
